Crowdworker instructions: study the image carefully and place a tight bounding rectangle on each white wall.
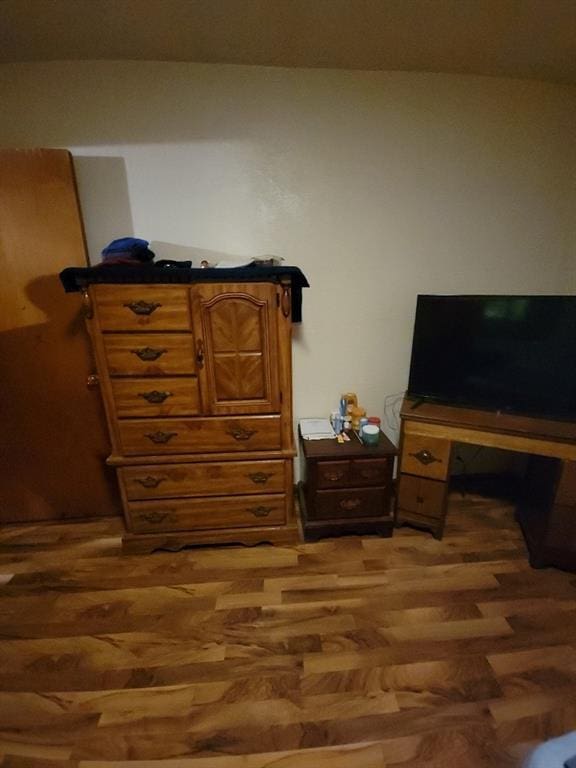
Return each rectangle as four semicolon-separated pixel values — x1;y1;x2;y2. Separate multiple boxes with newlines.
1;61;575;444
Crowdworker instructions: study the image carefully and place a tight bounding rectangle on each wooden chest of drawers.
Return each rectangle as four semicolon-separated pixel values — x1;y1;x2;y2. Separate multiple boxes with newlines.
83;279;298;552
298;430;397;540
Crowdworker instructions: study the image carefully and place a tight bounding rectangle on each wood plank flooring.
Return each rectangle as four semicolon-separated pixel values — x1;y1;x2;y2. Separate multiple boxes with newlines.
0;491;575;766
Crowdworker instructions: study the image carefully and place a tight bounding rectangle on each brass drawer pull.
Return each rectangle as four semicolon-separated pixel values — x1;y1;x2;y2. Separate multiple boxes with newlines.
359;468;383;479
339;498;362;511
145;431;178;444
247;505;273;517
247;471;274;484
134;476;166;489
227;427;257;441
323;471;345;482
124;300;161;316
140;511;170;524
130;347;167;361
138;390;172;404
410;449;440;466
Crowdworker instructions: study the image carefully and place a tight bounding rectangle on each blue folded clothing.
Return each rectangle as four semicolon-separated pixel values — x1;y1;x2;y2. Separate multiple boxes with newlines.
101;237;155;264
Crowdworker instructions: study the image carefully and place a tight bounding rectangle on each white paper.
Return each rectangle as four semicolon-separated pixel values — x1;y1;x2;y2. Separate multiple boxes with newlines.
299;418;336;440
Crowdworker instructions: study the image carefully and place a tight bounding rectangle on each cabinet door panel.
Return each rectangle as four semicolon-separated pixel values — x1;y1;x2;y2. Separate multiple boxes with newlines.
192;283;280;414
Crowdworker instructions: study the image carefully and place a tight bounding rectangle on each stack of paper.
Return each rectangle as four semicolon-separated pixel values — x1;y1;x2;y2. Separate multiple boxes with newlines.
299;418;336;440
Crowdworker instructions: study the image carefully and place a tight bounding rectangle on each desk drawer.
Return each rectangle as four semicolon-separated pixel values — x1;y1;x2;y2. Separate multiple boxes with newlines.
397;474;446;520
118;415;282;455
400;431;451;480
128;493;286;532
103;334;196;377
94;285;191;331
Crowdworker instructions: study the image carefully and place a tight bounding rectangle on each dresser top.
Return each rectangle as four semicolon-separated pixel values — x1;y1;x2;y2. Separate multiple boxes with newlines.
60;264;310;322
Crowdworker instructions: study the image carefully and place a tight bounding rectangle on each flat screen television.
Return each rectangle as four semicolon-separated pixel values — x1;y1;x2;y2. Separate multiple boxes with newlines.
407;295;576;422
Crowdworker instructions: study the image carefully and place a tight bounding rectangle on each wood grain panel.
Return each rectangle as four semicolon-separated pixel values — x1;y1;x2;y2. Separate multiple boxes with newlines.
401;430;452;480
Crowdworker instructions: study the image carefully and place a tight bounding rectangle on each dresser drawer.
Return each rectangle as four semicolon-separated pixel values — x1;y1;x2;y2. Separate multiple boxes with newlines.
400;430;451;480
93;285;191;331
120;459;288;500
350;458;392;487
311;488;389;520
111;378;200;418
128;493;286;532
118;415;282;456
103;334;196;377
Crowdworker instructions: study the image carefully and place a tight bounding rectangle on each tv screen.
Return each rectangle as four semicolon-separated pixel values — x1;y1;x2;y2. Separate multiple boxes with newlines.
407;295;576;422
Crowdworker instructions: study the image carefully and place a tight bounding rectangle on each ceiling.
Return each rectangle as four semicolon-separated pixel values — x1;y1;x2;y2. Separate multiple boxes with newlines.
1;0;575;84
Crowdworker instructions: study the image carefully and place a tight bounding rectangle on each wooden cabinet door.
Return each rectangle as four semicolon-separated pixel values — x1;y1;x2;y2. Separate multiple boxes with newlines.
0;149;118;523
191;283;280;415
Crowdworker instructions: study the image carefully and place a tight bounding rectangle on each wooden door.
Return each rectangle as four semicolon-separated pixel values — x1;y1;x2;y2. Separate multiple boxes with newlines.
0;149;118;523
191;283;280;415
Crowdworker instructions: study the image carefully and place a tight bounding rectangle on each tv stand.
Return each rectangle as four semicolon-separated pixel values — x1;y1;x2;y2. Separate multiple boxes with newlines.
396;397;576;571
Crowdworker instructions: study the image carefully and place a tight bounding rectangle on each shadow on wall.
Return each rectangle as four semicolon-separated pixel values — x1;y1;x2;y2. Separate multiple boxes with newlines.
73;156;135;263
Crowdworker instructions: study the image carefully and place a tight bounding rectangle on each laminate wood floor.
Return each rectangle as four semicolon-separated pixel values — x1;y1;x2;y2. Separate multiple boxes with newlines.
0;491;575;767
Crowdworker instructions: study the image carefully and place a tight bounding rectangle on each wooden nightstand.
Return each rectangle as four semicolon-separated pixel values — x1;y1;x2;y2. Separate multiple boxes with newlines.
298;429;397;541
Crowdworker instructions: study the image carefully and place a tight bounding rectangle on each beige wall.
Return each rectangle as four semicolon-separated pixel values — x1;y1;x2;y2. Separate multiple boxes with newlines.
1;61;575;445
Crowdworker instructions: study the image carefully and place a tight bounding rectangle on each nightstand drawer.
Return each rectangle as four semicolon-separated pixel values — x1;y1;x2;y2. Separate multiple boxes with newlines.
350;458;392;487
94;285;191;331
316;461;351;489
103;334;196;377
128;493;286;532
400;431;451;480
312;488;389;520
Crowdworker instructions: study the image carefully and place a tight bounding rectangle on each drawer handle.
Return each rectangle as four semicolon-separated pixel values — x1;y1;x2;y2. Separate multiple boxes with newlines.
247;505;273;517
247;471;274;484
339;498;362;511
324;471;345;482
131;347;167;361
359;468;383;479
410;449;440;466
416;495;424;504
227;427;257;441
138;390;173;404
140;511;170;524
145;431;178;444
134;476;166;489
124;300;161;316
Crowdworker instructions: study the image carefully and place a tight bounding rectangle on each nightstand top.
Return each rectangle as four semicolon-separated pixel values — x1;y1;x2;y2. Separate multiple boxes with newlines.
299;429;397;460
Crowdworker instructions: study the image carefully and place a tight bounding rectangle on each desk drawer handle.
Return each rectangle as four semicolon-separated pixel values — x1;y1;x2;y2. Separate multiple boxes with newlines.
410;449;440;466
339;498;362;511
323;471;345;482
247;472;274;485
134;476;166;489
145;431;178;444
140;511;170;524
124;300;161;316
131;347;167;361
139;390;172;404
248;505;273;517
227;427;257;441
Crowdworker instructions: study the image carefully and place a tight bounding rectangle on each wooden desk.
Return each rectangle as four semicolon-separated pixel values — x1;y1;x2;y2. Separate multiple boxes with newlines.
396;397;576;571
